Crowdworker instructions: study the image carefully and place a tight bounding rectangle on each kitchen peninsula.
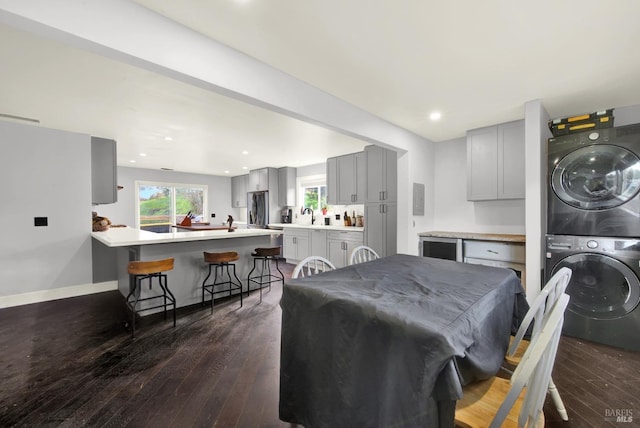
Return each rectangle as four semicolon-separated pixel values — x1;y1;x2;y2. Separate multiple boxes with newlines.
92;227;279;314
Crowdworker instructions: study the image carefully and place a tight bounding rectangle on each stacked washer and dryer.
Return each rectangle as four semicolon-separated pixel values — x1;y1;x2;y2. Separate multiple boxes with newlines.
547;121;640;351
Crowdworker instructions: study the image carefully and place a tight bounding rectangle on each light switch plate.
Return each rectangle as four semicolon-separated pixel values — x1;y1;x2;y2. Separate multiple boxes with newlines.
413;183;425;216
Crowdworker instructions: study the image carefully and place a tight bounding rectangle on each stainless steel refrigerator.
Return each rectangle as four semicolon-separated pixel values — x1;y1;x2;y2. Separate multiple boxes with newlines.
247;191;269;228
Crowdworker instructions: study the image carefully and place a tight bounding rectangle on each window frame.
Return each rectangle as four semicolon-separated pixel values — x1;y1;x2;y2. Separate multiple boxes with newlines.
297;174;327;211
135;180;208;228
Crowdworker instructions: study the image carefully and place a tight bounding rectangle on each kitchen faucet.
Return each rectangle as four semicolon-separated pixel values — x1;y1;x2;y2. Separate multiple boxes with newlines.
302;207;315;225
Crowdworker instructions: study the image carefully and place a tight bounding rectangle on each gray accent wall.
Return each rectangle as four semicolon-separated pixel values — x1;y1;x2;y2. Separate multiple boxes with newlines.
0;120;92;296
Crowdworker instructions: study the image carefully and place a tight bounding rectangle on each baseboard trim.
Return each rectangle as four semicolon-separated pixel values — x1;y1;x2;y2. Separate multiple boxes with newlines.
0;281;119;309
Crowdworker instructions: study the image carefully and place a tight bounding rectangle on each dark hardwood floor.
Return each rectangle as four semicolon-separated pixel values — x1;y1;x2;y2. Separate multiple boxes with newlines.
1;262;638;427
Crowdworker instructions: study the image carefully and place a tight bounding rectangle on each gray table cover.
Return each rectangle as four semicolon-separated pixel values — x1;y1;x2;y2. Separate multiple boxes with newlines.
279;254;528;428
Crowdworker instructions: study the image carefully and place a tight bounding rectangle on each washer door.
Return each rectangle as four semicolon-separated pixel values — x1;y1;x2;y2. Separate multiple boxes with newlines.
552;253;640;319
551;145;640;210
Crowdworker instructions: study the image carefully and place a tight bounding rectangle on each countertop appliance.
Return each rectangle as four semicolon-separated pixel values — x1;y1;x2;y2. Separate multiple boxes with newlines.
546;234;640;351
419;236;463;262
248;191;269;228
547;123;640;237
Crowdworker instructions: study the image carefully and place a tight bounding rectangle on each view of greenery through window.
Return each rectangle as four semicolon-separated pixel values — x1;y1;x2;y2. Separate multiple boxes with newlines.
304;185;327;211
139;184;205;230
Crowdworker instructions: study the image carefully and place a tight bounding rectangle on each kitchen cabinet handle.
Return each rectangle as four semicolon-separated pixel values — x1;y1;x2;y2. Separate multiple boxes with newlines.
487;249;499;254
383;191;387;200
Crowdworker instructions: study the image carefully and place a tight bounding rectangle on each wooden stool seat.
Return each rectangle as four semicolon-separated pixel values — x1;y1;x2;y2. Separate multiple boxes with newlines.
127;258;174;275
125;257;176;338
247;247;284;303
204;251;239;264
202;251;243;313
252;247;281;257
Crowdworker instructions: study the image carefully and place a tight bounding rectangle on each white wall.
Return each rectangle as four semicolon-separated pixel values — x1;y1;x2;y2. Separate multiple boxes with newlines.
398;141;435;255
96;166;235;227
432;136;525;234
0;120;93;300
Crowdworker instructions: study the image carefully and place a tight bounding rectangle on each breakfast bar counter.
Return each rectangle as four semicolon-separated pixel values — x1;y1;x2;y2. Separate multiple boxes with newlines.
92;227;280;313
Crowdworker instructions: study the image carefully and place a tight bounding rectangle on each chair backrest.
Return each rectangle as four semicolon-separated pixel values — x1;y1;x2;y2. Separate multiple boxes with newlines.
492;293;570;428
508;267;572;357
349;245;380;265
292;256;336;279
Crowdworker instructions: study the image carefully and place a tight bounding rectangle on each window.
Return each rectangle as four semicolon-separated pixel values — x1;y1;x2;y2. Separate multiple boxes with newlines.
298;174;327;211
136;181;207;232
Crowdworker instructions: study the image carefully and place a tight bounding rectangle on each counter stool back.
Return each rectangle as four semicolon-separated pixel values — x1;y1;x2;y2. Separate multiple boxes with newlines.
202;251;243;313
126;257;176;338
247;247;284;303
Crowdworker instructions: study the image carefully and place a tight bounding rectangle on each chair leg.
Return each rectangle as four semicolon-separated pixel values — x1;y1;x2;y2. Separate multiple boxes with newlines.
274;257;285;285
247;258;258;296
231;264;243;308
548;377;568;421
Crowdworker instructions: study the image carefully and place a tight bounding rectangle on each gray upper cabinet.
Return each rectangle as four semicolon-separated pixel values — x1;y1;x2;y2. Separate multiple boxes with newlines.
327;152;366;205
278;167;297;207
326;157;338;205
231;174;249;208
249;167;270;191
466;120;525;201
365;145;397;203
91;136;117;205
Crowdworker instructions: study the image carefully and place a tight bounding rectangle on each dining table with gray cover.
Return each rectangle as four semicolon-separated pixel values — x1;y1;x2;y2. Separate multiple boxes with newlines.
279;254;528;427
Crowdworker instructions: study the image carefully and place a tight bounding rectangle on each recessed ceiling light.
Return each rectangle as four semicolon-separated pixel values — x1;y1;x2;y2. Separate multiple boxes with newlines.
429;111;442;121
242;150;249;155
129;160;136;163
242;166;248;170
139;153;147;157
164;136;173;141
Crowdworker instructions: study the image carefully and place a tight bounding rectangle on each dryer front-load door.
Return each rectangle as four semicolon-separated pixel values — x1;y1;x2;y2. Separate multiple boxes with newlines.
551;145;640;210
552;253;640;319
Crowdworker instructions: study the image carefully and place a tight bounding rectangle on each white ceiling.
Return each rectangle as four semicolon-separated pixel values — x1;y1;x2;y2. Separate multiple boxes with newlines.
2;0;640;176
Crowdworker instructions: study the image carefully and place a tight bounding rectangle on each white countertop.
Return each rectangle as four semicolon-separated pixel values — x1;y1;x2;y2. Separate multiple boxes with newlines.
91;226;278;247
268;223;365;232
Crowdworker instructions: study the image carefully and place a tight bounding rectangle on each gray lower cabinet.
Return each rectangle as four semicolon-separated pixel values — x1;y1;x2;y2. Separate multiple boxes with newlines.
327;230;364;269
466;120;525;201
310;229;327;258
283;228;310;263
91;136;117;205
231;174;249;208
365;202;397;257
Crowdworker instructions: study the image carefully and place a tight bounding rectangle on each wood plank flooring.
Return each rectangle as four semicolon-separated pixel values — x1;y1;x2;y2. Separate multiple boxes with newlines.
1;262;638;427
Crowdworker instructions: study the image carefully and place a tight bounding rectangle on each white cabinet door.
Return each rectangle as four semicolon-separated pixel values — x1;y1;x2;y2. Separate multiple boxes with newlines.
467;126;498;201
497;120;525;199
296;233;310;260
354;151;367;203
337;154;355;204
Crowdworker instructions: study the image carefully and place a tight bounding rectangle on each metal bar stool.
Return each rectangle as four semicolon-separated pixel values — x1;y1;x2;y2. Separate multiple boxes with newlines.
126;258;176;338
247;247;284;303
202;251;243;313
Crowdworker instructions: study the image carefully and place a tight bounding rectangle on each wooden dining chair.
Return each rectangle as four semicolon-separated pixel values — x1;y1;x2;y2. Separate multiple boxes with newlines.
455;293;570;428
505;267;572;421
292;256;336;279
349;245;380;265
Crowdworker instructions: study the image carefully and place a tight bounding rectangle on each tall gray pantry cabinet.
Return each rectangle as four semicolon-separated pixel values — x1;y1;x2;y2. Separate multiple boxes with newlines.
364;145;397;257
